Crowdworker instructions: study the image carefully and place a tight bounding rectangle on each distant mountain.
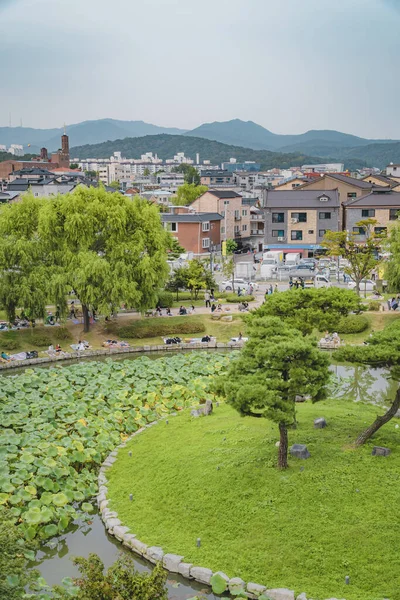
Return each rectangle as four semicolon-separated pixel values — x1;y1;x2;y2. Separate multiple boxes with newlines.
0;120;186;153
70;134;366;172
339;142;400;169
185;119;397;156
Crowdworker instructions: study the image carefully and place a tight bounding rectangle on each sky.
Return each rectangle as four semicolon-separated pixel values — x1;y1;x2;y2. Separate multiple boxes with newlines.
0;0;399;138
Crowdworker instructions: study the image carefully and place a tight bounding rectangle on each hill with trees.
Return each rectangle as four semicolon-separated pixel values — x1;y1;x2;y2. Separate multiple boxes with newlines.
71;134;366;171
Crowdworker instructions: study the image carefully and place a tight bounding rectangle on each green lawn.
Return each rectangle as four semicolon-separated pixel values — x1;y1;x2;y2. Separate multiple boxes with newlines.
107;402;400;600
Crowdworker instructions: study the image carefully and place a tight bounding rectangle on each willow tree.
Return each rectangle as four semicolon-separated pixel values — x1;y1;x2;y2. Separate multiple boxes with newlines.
39;186;171;332
0;195;49;321
216;317;330;468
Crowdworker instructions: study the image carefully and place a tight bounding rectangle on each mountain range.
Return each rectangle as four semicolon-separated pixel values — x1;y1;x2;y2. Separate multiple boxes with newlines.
0;118;399;168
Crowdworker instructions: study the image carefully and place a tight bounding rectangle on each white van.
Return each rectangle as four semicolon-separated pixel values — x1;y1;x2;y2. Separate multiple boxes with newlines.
285;253;300;266
304;275;331;288
262;251;284;266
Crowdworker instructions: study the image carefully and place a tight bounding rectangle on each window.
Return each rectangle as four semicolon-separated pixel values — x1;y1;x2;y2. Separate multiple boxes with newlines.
221;210;225;217
234;210;240;219
242;224;247;232
202;221;210;232
166;222;178;232
347;192;357;198
291;212;307;222
319;212;331;219
272;212;285;223
291;230;303;240
221;226;225;234
242;209;247;216
234;225;240;234
224;200;230;205
308;230;314;235
374;227;387;235
319;229;327;237
272;230;285;237
202;238;210;249
390;208;399;220
353;226;366;235
362;209;375;217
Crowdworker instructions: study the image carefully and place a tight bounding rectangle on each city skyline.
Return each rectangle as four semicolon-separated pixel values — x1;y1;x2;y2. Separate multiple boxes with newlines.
1;0;399;138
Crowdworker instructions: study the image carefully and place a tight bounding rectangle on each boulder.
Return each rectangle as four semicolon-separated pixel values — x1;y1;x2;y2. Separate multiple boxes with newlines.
191;409;202;418
221;315;233;322
163;553;184;572
105;517;121;530
204;399;213;415
395;409;400;418
130;538;148;556
290;444;311;459
121;533;137;548
314;417;327;429
247;582;267;598
229;577;246;595
295;395;306;402
99;500;109;512
113;525;130;541
265;589;295;600
178;562;193;578
296;594;307;600
146;546;164;563
372;446;391;456
190;566;213;585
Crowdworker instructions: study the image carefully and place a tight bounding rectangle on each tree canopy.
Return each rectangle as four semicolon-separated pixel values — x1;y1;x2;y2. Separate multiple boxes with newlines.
216;316;330;468
322;219;384;295
172;183;208;206
385;218;400;292
166;259;216;299
254;287;363;335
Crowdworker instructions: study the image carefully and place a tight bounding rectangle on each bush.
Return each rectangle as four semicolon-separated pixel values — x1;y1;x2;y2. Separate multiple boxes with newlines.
367;301;381;311
29;332;52;347
52;327;73;341
335;315;369;334
0;338;19;351
225;294;255;303
117;317;205;339
157;291;174;308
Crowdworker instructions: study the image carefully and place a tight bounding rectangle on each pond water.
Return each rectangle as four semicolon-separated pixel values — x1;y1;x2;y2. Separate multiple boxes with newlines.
16;352;397;598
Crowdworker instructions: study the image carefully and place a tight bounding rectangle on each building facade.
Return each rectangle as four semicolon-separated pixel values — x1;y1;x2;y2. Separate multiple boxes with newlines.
161;212;222;254
190;190;243;242
344;190;400;239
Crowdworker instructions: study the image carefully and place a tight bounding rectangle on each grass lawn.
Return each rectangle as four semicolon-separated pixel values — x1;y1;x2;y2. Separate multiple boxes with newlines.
107;402;400;600
338;311;400;345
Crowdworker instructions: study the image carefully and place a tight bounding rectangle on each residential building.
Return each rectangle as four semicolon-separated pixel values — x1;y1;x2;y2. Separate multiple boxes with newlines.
274;177;311;190
161;211;222;254
141;189;176;206
222;160;261;172
262;189;340;257
189;189;243;242
343;189;400;238
200;170;234;186
301;163;345;173
361;174;400;191
386;164;400;177
0;191;20;203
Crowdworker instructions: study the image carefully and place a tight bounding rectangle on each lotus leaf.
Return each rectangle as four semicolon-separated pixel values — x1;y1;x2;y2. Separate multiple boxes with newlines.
25;485;37;496
52;492;69;507
24;507;42;524
81;502;94;513
42;457;57;468
210;573;228;594
20;452;35;464
39;507;54;523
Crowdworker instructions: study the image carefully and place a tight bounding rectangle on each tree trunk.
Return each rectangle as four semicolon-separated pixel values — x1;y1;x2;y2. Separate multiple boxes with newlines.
355;387;400;446
82;304;90;333
278;423;289;469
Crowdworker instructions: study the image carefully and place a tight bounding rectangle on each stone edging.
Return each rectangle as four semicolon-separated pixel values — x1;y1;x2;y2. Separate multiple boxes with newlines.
97;416;336;600
0;341;243;371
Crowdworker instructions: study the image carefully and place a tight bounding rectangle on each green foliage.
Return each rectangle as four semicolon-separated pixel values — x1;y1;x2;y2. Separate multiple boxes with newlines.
254;287;363;335
69;163;79;170
172;164;201;185
51;327;73;342
52;553;167;600
0;353;230;540
0;512;37;599
173;183;208;206
156;291;174;308
367;300;381;311
116;316;205;338
336;318;400;367
225;239;238;255
322;220;383;295
166;234;185;260
386;220;400;292
108;180;120;190
225;294;254;303
108;401;400;600
0;338;19;350
216;317;330;467
167;260;216;300
28;332;52;347
336;315;369;334
210;572;228;594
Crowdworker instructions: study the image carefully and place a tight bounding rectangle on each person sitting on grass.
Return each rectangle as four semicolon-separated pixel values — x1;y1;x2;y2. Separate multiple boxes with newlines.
1;351;11;362
216;304;223;312
211;303;216;313
179;306;187;315
55;344;62;353
166;307;172;316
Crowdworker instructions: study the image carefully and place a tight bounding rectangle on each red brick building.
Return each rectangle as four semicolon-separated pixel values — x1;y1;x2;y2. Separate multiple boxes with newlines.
161;212;222;254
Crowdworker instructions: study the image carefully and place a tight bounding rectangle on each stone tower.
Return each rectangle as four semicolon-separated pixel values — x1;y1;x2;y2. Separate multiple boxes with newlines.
59;125;70;168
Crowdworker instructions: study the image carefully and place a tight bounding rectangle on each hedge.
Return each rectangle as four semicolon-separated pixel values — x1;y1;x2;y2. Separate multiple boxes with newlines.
156;291;174;308
335;315;369;334
367;301;381;312
225;294;255;303
117;316;206;339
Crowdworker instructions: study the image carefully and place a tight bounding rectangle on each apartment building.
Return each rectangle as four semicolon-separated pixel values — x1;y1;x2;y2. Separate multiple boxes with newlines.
343;189;400;238
262;189;340;257
299;173;380;207
161;212;222;254
200;170;234;186
190;189;244;242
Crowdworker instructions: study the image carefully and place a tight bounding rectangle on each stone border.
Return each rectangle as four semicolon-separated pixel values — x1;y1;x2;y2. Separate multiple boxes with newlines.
97;416;331;600
0;341;244;371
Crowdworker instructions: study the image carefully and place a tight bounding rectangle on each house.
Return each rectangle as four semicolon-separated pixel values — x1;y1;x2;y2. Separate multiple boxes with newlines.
140;189;176;206
200;170;234;186
189;189;243;242
361;174;400;191
386;164;400;177
273;177;312;190
161;211;223;254
262;189;340;258
0;191;20;203
343;189;400;238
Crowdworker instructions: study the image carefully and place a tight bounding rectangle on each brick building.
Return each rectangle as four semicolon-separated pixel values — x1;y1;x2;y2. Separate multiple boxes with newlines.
161;212;223;254
190;190;244;242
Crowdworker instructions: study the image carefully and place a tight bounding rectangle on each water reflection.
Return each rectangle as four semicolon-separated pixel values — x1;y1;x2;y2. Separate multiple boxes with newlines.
330;363;396;406
33;515;217;600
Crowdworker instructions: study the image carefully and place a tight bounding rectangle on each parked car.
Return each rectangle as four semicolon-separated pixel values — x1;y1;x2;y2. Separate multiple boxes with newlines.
348;279;376;291
299;259;316;270
254;251;263;263
220;279;259;292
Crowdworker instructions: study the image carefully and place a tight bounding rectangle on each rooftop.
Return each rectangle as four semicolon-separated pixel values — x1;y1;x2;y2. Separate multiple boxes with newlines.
207;189;242;199
161;212;223;223
263;189;340;208
344;191;400;208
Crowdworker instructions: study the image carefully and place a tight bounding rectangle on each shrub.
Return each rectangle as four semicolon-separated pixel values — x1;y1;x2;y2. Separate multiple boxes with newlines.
52;327;73;341
29;332;52;347
157;291;174;308
225;294;255;303
0;338;19;351
335;315;369;334
117;317;205;339
367;301;381;311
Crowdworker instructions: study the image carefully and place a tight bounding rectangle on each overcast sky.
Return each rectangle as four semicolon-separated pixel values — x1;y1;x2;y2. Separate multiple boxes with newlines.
0;0;399;138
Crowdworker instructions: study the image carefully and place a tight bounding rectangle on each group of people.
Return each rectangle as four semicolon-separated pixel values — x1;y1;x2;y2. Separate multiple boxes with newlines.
387;296;400;311
237;284;254;297
264;284;279;298
211;303;224;313
289;277;305;290
48;344;63;354
204;290;216;308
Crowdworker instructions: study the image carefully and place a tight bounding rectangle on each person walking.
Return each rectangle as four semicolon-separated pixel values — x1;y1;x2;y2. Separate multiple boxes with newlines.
274;284;278;293
204;291;211;308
